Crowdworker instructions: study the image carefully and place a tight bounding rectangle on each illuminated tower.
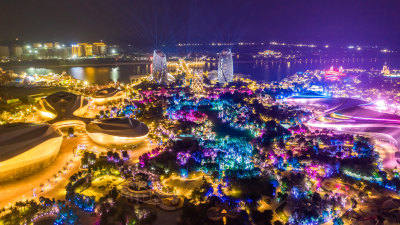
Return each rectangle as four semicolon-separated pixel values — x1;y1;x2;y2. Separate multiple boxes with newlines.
71;43;93;57
152;50;168;85
71;44;81;57
92;42;107;55
218;49;233;83
191;70;205;95
382;65;391;75
83;43;93;56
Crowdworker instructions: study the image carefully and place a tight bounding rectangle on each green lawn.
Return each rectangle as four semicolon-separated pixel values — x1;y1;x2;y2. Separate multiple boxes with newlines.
78;175;124;201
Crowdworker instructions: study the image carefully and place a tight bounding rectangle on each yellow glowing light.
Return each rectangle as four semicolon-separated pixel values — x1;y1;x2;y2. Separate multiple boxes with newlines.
92;93;126;105
52;120;86;129
330;113;350;119
40;111;56;119
86;132;148;146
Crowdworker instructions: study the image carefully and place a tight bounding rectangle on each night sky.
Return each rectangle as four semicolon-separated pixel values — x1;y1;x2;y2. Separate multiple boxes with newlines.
1;0;400;47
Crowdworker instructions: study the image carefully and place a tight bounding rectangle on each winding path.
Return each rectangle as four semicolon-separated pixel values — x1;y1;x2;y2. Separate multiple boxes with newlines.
286;96;400;168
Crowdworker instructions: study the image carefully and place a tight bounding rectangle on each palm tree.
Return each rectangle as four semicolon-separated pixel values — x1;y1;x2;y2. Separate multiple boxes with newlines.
10;206;19;219
0;207;6;216
15;201;23;210
39;183;45;192
324;193;329;201
63;166;68;174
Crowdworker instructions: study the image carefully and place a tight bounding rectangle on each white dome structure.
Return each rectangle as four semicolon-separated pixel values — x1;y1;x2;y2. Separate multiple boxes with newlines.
0;123;63;182
86;118;149;146
36;91;88;121
92;88;125;105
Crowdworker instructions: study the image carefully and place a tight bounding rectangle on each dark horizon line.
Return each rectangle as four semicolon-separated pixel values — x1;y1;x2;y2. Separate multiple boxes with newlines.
0;38;396;51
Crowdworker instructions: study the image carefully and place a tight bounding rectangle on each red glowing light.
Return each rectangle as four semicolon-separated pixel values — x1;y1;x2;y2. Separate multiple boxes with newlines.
324;66;346;81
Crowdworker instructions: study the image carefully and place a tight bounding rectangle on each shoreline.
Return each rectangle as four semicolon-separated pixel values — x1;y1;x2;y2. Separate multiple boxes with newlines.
1;61;152;70
2;57;390;70
1;60;266;70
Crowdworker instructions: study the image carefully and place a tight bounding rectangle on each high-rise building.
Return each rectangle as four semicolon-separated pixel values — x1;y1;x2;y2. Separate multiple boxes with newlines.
84;44;93;56
37;48;48;58
92;42;107;56
151;50;168;85
218;49;233;83
33;43;42;48
71;43;93;57
55;48;69;59
44;43;54;48
71;44;81;57
11;45;23;58
0;46;9;59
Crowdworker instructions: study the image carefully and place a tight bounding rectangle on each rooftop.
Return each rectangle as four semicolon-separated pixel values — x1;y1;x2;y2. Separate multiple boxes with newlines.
0;123;61;162
86;117;149;138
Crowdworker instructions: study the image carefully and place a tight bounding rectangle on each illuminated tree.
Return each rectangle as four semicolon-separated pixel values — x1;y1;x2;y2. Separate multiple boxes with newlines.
333;217;344;225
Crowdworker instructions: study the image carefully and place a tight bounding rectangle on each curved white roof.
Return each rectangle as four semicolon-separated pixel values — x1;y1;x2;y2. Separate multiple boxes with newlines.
93;88;124;98
0;123;62;162
37;91;88;121
86;118;149;138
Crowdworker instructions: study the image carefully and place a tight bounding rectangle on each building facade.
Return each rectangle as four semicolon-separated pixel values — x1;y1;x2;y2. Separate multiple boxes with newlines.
6;42;112;59
152;50;168;85
218;49;233;83
0;46;9;59
72;43;93;57
11;45;23;58
92;42;107;55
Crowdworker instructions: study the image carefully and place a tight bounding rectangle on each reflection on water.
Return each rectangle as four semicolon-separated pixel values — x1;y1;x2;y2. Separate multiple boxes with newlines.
70;67;84;81
111;68;119;83
25;67;53;75
85;67;96;83
10;58;400;84
15;65;152;84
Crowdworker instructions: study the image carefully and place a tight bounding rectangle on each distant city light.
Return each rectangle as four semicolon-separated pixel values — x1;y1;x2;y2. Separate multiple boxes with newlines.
348;46;354;49
325;45;329;48
357;47;362;50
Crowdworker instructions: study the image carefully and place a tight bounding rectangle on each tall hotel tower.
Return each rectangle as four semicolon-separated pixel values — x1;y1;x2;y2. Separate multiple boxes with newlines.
218;49;233;83
152;50;168;85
